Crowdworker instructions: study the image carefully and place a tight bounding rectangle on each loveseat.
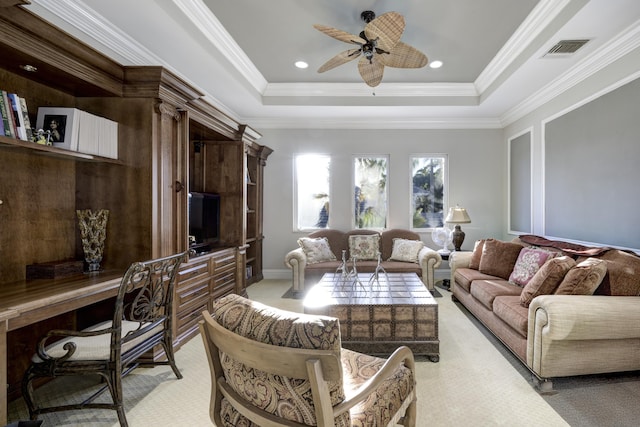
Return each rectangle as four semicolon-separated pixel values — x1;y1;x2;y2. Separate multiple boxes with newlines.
285;229;442;294
450;235;640;390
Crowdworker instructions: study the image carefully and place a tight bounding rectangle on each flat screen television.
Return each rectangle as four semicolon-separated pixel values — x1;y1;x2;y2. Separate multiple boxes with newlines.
188;192;220;249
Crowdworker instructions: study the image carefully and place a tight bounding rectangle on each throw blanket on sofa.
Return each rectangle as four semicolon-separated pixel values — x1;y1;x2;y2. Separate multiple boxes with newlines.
519;235;611;256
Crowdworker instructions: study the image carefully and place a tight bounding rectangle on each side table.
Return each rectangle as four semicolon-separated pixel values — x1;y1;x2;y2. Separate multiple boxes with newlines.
436;251;470;291
439;253;451;290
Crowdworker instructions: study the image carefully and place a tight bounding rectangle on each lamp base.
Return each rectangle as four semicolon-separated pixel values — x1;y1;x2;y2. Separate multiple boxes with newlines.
451;225;466;251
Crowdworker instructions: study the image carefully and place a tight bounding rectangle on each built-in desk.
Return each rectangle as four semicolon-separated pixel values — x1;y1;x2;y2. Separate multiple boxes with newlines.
0;271;123;425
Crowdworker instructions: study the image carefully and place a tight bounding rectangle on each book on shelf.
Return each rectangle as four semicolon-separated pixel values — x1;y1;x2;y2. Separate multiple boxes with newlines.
18;97;34;142
1;90;17;138
36;107;118;159
7;93;28;141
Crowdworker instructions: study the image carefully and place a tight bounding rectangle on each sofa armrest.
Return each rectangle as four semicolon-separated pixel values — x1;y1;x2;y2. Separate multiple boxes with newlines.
284;248;307;293
418;247;442;291
527;295;640;377
529;295;640;341
449;251;472;284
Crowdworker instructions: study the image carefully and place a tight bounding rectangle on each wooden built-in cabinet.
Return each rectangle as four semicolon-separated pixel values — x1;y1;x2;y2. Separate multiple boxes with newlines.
173;247;241;348
0;1;271;390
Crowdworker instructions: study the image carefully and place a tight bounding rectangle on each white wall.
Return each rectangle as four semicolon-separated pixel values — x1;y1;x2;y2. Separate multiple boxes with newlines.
257;128;505;276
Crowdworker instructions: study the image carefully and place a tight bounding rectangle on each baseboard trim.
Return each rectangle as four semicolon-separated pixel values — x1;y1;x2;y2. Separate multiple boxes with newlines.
262;269;290;280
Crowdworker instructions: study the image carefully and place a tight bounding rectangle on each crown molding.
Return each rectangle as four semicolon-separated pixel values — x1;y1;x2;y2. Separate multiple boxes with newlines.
30;0;158;65
501;18;640;126
171;0;268;93
475;0;572;94
247;116;503;130
262;82;478;99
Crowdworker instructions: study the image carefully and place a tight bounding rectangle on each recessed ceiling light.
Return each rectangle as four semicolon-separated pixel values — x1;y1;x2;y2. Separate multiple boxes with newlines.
295;61;309;69
429;60;443;69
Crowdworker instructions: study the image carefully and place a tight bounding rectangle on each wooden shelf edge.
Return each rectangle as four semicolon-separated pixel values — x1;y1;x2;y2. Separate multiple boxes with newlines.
0;136;122;164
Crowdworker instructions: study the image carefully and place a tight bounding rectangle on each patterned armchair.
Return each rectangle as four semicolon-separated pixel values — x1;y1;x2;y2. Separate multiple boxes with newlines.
199;294;417;426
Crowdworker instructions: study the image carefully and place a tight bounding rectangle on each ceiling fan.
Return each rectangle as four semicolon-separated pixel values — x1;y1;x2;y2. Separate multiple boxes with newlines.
314;10;428;87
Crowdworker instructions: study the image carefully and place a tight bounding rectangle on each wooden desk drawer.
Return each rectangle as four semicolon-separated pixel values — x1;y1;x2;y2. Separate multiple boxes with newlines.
176;260;210;289
211;250;236;269
176;299;208;338
175;278;209;313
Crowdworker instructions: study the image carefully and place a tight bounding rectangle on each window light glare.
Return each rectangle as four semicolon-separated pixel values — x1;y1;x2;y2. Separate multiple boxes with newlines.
429;60;443;69
295;61;309;69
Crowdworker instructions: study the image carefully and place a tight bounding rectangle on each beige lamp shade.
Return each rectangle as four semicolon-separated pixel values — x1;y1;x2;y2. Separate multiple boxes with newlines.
445;206;471;224
445;205;471;251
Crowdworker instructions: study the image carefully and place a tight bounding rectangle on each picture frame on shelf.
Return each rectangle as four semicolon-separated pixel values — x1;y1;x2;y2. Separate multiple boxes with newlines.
35;107;80;151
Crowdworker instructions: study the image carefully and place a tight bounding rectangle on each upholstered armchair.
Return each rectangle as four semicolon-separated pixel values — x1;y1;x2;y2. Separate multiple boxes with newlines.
199;293;417;426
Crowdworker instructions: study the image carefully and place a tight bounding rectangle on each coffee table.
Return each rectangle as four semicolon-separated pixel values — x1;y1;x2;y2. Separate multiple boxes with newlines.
303;272;439;361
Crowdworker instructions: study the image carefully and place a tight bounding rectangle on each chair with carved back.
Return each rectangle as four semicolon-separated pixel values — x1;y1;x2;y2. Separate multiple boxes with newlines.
199;293;417;426
21;251;187;427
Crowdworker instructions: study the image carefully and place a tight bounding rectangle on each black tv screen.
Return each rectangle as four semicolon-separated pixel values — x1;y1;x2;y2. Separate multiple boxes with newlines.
188;192;220;246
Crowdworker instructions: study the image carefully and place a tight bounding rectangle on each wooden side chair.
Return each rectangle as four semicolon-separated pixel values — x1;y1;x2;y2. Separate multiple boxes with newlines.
21;251;187;427
199;294;417;427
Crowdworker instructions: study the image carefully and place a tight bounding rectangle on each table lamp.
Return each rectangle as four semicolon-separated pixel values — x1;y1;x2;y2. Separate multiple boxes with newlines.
445;205;471;251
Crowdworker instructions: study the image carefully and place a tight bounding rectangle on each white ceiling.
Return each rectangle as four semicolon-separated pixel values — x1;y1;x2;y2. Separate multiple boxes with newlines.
24;0;640;129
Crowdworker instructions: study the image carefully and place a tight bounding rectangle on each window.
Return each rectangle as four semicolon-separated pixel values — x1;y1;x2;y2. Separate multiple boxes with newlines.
353;156;388;229
294;154;330;230
411;155;447;229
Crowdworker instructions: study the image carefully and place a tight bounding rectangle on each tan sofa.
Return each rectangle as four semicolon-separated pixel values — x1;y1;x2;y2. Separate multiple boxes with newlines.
450;235;640;390
285;228;442;294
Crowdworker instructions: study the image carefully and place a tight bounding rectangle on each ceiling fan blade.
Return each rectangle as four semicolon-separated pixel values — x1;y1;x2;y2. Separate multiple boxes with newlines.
318;49;361;73
379;41;428;68
358;56;384;87
364;11;405;52
313;24;366;45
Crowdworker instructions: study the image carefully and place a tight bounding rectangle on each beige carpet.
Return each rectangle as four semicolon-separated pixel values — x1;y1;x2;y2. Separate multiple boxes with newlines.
9;278;622;426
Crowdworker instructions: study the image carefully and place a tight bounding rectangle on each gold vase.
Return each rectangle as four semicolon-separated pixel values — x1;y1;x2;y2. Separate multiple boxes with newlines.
77;209;109;272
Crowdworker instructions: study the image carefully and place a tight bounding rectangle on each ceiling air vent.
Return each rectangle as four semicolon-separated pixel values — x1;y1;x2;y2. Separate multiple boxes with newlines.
544;39;590;56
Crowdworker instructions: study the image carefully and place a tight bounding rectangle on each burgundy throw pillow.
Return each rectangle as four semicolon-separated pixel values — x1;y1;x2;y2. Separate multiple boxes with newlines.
555;257;607;295
478;239;523;280
509;247;556;287
520;256;576;307
469;239;485;270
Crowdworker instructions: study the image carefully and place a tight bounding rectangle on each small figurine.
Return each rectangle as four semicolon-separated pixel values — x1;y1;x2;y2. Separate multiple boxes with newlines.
33;129;52;146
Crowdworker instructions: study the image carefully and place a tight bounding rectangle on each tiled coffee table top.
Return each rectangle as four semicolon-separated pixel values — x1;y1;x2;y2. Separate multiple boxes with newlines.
304;272;435;308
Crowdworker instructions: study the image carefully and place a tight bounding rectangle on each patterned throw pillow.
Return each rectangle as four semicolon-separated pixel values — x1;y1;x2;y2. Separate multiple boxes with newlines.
389;238;424;263
555;257;607;295
297;237;337;264
509;247;555;286
348;234;380;261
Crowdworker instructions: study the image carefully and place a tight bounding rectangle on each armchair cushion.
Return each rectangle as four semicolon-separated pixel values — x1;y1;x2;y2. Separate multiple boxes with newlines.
341;348;415;426
32;320;162;362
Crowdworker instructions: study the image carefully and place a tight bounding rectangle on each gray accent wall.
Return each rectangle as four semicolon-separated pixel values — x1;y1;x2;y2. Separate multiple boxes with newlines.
509;131;532;233
544;77;640;248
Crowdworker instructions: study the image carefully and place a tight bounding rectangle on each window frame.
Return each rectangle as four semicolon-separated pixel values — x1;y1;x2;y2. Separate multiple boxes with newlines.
352;154;389;230
409;154;448;231
293;153;331;232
